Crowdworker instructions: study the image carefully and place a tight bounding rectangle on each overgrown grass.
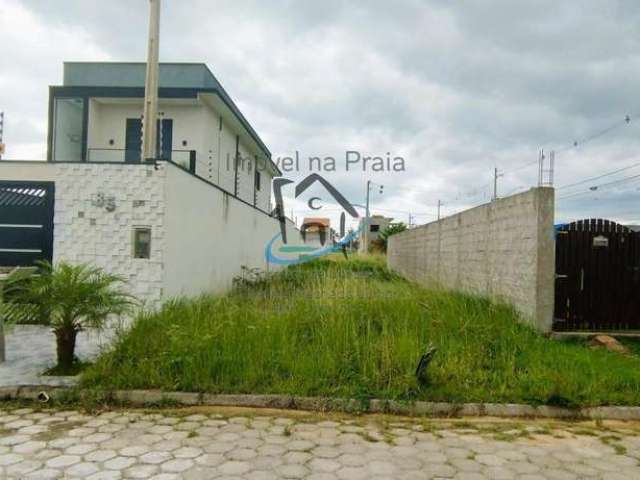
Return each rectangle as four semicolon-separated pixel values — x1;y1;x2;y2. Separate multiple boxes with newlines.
82;255;640;407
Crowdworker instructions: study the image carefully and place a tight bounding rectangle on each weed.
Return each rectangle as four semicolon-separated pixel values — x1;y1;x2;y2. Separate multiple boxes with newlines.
81;255;640;407
601;435;627;455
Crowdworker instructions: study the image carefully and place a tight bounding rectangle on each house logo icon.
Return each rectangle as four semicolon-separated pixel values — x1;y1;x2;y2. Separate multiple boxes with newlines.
265;174;361;265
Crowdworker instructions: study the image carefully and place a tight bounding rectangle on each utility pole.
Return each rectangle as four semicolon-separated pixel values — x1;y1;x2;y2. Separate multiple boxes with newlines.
141;0;161;162
437;200;442;220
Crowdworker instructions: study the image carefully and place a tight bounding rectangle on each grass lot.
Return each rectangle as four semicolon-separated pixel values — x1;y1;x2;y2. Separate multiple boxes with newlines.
82;255;640;407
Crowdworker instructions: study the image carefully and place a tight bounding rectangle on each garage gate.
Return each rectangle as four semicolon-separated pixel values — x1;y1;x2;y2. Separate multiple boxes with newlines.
554;218;640;331
0;181;55;267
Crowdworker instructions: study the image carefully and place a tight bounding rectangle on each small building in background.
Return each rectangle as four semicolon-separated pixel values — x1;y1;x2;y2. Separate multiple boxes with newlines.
359;214;393;252
301;217;331;247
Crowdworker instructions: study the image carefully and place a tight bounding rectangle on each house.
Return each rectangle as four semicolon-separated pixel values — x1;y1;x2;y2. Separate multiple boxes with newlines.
301;217;331;247
0;62;299;307
359;214;393;252
49;62;275;211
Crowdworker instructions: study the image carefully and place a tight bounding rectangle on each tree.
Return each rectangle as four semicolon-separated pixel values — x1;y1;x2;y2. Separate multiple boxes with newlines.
376;222;408;252
5;262;135;369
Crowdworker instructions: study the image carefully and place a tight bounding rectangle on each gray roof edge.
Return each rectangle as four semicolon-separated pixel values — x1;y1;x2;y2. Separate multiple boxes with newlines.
61;62;280;173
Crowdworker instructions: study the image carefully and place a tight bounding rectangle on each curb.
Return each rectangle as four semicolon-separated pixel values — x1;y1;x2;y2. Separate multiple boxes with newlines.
2;386;640;421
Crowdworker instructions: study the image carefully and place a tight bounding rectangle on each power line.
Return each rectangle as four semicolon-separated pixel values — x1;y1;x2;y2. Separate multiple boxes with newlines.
557;173;640;201
502;114;634;176
556;159;640;190
503;159;539;176
555;115;632;153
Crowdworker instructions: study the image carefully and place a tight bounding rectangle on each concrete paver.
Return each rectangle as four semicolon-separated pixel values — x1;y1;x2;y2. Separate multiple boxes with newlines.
0;406;639;479
0;324;117;387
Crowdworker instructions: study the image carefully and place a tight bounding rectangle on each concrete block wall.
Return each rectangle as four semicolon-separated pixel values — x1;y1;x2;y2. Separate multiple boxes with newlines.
388;187;555;331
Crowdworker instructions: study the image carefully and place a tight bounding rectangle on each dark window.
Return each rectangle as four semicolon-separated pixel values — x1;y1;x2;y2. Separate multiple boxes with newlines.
125;118;172;162
370;224;380;233
255;170;261;191
157;118;173;160
125;118;142;162
133;227;151;259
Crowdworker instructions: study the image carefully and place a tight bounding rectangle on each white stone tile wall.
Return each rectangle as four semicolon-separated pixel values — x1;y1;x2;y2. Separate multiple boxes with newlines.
51;163;167;309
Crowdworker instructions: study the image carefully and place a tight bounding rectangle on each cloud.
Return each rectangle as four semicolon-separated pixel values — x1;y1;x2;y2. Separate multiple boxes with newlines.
0;0;110;159
4;0;640;226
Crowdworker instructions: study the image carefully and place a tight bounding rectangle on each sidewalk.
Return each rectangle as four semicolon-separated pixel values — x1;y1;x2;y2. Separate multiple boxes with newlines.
0;405;639;479
0;325;115;387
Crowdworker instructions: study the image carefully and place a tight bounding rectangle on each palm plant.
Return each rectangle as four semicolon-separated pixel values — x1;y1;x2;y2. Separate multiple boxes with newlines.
6;262;135;369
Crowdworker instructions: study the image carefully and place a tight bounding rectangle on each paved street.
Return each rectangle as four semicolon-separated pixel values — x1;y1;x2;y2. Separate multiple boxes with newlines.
0;406;639;479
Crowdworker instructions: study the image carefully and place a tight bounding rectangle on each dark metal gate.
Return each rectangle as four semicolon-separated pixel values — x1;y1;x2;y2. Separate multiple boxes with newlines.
0;181;55;267
554;218;640;331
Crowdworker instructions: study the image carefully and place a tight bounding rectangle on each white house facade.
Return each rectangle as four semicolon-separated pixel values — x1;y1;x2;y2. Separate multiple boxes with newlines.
49;62;276;212
0;62;299;308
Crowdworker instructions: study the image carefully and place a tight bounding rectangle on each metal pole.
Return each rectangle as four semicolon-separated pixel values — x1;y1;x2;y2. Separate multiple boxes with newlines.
141;0;161;162
493;168;498;201
364;180;371;254
538;149;544;187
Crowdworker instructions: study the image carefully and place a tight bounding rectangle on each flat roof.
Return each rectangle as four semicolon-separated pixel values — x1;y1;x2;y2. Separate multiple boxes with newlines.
60;62;277;169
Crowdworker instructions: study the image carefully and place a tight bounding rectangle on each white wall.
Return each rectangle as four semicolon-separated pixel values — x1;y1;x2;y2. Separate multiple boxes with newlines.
254;160;271;212
218;119;238;194
85;98;273;211
87;101;203;166
162;165;298;298
197;104;220;183
0;161;295;308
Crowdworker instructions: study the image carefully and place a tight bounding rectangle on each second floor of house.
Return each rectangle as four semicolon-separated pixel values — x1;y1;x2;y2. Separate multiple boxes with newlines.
47;62;280;212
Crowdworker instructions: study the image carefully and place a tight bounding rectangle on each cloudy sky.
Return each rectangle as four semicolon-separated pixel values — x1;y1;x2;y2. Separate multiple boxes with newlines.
1;0;639;227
